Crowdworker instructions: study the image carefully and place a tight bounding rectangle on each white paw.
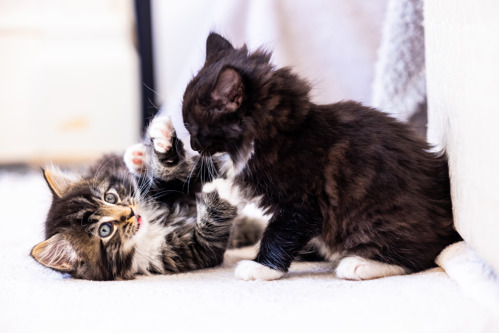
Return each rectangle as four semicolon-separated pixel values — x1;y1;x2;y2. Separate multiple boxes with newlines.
202;178;244;208
234;260;284;281
124;143;148;175
335;256;407;281
202;181;217;194
148;115;174;153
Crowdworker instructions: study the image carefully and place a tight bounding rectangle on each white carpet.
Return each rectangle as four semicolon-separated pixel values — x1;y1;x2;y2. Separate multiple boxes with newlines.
1;170;498;333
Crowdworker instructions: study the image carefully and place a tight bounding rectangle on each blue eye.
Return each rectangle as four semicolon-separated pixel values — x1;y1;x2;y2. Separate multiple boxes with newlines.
104;192;118;204
98;222;114;238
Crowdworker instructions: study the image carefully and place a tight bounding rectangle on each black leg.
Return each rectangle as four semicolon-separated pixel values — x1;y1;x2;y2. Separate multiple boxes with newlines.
255;208;322;271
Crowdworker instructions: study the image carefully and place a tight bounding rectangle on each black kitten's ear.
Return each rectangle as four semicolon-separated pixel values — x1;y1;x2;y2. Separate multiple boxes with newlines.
31;234;78;272
206;32;234;59
212;68;244;112
43;167;80;199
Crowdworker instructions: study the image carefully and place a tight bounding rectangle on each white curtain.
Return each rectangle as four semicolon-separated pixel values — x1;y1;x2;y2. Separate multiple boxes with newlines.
151;0;387;146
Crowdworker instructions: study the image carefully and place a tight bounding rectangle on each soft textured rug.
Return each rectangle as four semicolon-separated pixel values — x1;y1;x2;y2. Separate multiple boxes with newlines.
1;170;498;333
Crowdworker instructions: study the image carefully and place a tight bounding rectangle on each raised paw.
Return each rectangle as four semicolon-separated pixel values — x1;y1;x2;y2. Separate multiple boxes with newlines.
335;256;407;281
124;143;148;175
148;115;174;154
202;178;245;209
234;260;285;281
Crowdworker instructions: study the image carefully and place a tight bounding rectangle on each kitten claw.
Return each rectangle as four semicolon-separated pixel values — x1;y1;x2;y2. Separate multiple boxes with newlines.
124;143;148;175
148;115;174;154
234;260;284;281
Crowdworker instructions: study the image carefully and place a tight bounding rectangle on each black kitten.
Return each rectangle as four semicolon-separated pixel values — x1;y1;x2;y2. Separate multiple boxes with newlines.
181;33;460;280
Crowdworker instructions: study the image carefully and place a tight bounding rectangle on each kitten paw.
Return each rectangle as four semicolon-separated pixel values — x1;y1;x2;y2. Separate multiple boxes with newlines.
234;260;284;281
335;256;407;280
124;143;148;175
148;115;174;154
202;178;244;209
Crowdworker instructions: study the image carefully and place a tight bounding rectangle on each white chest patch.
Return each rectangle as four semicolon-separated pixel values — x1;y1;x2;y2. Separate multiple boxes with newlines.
130;209;168;275
221;141;254;179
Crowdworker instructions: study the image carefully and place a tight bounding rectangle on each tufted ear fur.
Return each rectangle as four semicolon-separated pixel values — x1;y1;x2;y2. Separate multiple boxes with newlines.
43;167;80;199
206;32;234;59
31;234;78;272
212;68;244;112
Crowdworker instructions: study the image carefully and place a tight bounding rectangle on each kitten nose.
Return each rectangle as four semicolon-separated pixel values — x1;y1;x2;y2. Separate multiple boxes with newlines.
190;137;201;152
121;209;135;222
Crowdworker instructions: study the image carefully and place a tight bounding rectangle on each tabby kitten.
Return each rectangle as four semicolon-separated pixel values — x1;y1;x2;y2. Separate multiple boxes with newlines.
181;33;461;281
31;116;241;280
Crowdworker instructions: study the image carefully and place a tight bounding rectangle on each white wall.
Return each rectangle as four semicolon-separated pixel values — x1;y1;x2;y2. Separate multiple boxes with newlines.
0;0;140;164
425;0;499;273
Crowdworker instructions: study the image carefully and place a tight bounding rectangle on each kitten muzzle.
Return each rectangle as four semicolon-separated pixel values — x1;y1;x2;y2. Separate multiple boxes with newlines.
190;136;223;156
123;214;142;237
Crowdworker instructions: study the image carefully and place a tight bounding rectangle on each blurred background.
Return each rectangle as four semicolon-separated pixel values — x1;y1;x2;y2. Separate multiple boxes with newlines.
0;0;139;164
0;0;388;165
2;2;499;324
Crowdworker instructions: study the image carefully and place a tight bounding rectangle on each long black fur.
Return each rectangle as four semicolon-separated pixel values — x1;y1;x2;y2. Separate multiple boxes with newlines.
182;33;461;274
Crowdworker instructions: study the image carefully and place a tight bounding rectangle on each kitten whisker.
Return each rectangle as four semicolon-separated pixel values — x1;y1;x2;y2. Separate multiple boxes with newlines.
206;156;217;181
185;155;201;193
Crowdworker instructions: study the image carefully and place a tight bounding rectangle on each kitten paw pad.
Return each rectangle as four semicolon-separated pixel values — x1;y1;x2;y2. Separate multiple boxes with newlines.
234;260;284;281
124;143;148;175
148;115;174;154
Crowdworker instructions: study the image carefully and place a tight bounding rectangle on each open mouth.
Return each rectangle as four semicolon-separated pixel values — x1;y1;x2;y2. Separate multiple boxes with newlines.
124;215;142;237
136;215;142;230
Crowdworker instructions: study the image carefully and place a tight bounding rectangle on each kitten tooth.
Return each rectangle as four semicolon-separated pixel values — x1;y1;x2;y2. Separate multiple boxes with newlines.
234;260;284;281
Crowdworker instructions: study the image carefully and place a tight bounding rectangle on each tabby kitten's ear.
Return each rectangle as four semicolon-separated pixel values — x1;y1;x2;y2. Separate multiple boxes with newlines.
43;167;80;198
31;234;78;272
212;68;244;112
206;32;234;59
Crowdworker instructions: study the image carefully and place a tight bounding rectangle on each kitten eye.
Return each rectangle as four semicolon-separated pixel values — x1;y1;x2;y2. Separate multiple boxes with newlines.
98;222;114;238
104;192;118;204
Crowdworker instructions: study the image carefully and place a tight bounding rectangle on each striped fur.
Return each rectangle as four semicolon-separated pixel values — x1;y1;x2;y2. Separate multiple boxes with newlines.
31;118;245;280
